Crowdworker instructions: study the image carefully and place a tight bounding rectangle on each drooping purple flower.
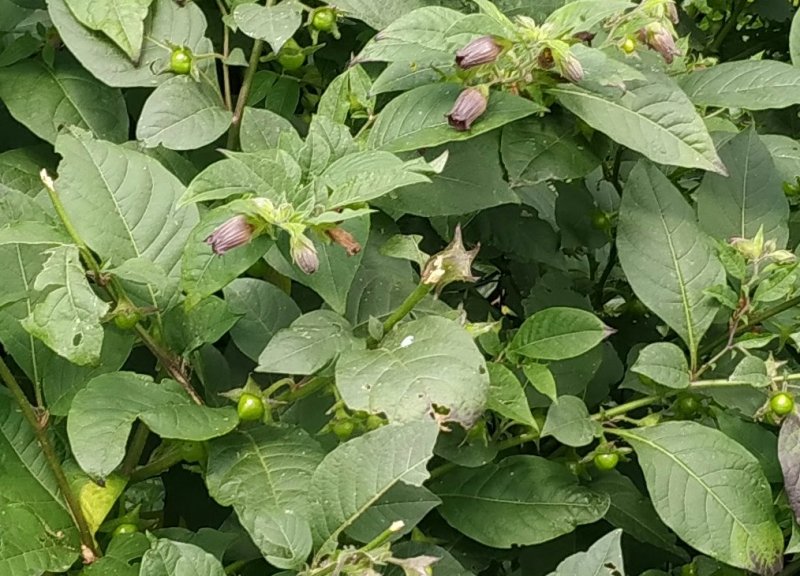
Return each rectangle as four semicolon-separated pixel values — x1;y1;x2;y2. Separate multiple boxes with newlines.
667;0;680;24
455;36;502;69
290;234;319;274
446;87;488;132
205;215;254;255
641;23;681;63
560;54;584;83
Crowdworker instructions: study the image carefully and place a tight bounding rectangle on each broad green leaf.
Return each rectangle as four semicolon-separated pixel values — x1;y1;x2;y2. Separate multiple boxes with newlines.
501;113;599;185
374;132;518;217
617;162;725;367
508;307;610;361
223;278;300;361
206;426;325;569
590;471;687;560
310;420;439;556
63;0;153;60
541;396;600;447
152;527;235;561
618;422;783;575
697;128;789;247
523;363;558;404
180;149;302;205
487;363;537;428
546;529;625;576
49;0;213;88
0;57;128;144
80;556;138;576
233;1;302;53
239;107;303;153
139;539;225;576
264;215;369;314
0;393;80;575
0;221;70;246
161;295;240;354
792;8;800;67
631;342;690;389
345;483;441;544
367;83;544;153
318;65;374;124
336;316;490;426
181;205;273;308
431;455;609;548
297;115;358;179
64;463;127;535
68;372;238;478
380;234;428;268
779;413;800;524
137;76;231;151
544;0;634;35
716;410;781;484
680;60;800;111
324;0;428;30
257;310;361;375
386;542;472;576
550;80;726;174
21;245;110;365
55;128;200;313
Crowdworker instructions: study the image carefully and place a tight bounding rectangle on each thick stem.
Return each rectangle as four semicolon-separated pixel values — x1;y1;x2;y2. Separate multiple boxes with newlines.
226;38;264;150
135;325;204;405
0;357;99;558
121;423;150;476
369;283;432;347
215;0;232;111
591;395;660;421
129;450;185;484
709;0;745;53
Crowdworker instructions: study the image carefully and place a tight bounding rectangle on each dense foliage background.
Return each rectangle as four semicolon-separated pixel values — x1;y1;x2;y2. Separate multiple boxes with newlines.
8;0;800;575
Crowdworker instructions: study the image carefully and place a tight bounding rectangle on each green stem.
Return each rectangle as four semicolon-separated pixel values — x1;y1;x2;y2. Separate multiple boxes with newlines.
129;450;185;484
709;0;745;53
590;395;661;421
135;325;204;405
224;559;251;575
121;423;150;476
369;283;432;347
227;38;264;150
0;356;100;559
215;0;233;111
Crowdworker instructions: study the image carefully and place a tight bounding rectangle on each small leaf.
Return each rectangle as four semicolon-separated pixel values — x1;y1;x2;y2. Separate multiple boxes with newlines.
63;0;153;60
487;363;537;428
780;413;800;524
541;396;600;447
508;307;610;361
631;343;690;389
325;0;428;29
431;455;609;548
140;539;225;576
546;529;625;576
345;483;441;544
137;76;232;151
729;356;771;387
523;363;558;404
233;1;302;52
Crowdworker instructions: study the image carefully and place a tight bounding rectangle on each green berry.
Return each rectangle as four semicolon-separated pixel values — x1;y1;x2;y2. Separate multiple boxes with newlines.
170;47;192;75
180;441;206;463
593;452;619;471
112;523;138;537
676;395;701;417
237;393;265;422
332;419;355;441
771;392;795;416
621;38;636;54
278;38;305;70
590;210;611;231
311;7;336;32
113;305;141;330
366;414;384;431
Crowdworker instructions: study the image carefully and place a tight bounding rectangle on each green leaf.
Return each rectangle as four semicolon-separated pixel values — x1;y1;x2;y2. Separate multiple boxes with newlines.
791;9;800;66
181;147;303;208
590;471;688;560
233;1;302;53
508;307;610;361
545;529;625;576
161;295;240;354
21;245;110;366
617;162;725;366
223;278;300;362
205;426;325;569
386;542;473;576
431;455;609;548
0;393;80;575
697;128;789;247
374;132;518;217
310;420;439;556
544;0;634;35
541;396;600;447
297;115;358;179
181;206;273;308
345;483;441;544
631;343;690;389
324;0;427;29
49;0;213;88
336;316;489;426
500;113;600;185
486;363;537;428
63;0;153;60
680;60;800;111
68;372;238;478
716;410;781;484
240;106;303;153
139;539;225;576
137;76;231;151
264;216;369;314
257;310;361;375
618;422;783;575
523;363;558;404
367;83;544;153
0;57;128;144
550;79;726;174
779;413;800;524
54;127;199;313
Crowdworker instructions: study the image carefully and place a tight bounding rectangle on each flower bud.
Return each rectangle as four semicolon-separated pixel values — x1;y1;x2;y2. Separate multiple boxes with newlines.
325;227;361;256
446;87;488;132
290;234;319;274
559;54;584;82
205;215;254;255
667;0;680;24
641;23;681;64
421;225;479;293
455;36;502;69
